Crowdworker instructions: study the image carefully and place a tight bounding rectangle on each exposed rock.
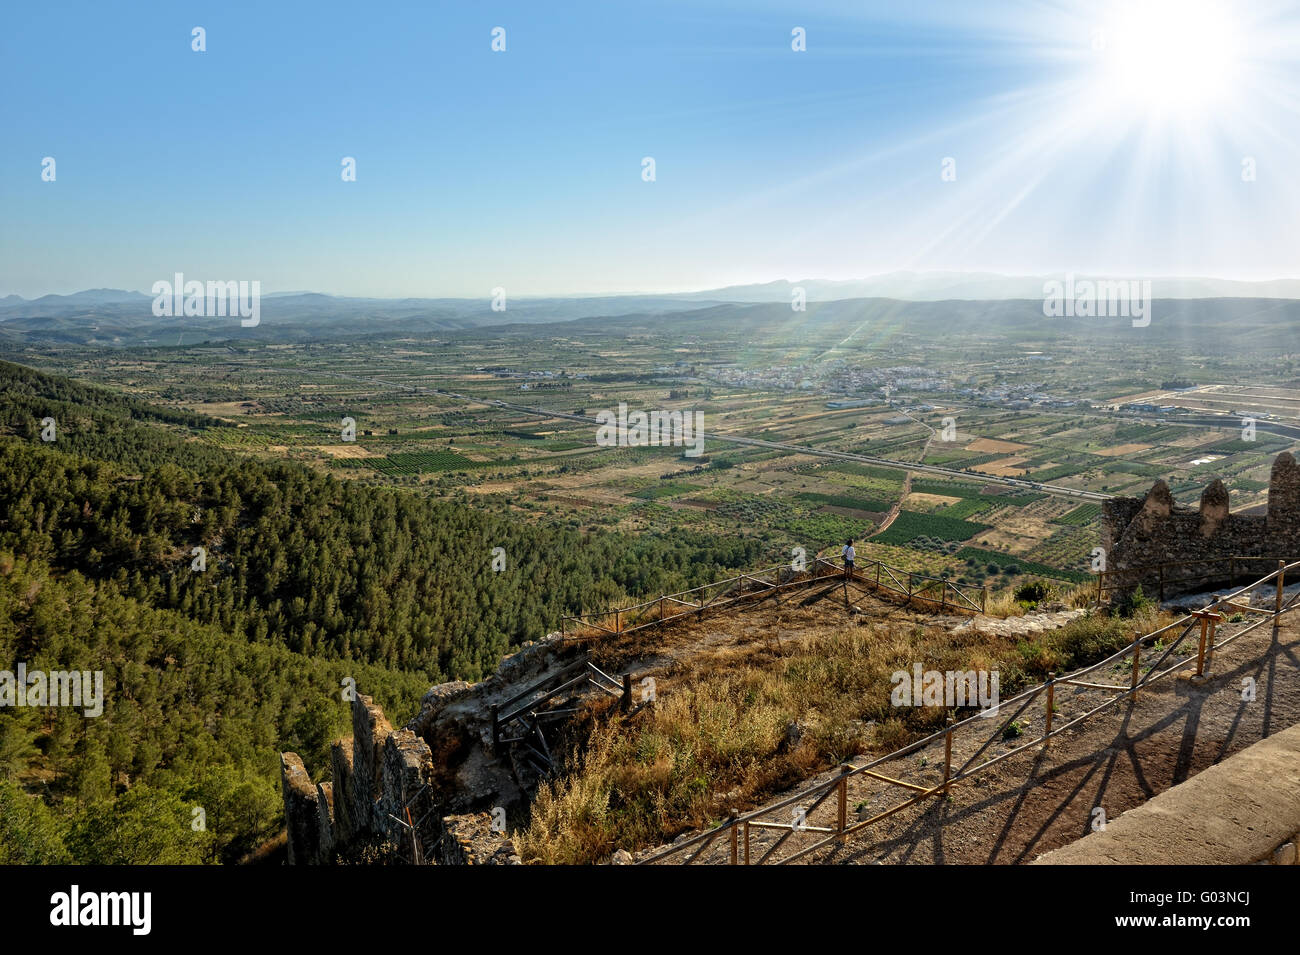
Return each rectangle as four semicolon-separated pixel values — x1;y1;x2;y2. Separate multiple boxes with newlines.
407;680;474;738
951;609;1085;637
439;812;521;865
783;720;806;750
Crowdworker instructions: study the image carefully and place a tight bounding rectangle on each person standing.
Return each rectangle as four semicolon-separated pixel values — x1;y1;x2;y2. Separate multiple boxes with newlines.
842;539;856;578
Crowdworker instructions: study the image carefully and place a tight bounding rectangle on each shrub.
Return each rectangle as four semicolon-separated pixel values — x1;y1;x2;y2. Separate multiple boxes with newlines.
1117;584;1154;618
1014;581;1052;604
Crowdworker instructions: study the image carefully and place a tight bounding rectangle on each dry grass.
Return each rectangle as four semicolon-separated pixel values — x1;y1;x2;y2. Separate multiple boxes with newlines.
516;601;1167;864
982;590;1027;618
982;580;1098;618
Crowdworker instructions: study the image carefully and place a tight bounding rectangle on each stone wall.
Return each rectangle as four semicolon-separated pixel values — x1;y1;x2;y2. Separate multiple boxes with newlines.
1102;452;1300;599
279;753;322;866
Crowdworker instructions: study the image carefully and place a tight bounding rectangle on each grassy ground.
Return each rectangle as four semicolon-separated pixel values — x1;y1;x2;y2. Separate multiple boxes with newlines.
516;598;1165;863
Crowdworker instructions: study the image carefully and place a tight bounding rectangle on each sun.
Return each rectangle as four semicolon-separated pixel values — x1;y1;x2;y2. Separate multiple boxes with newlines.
1101;0;1242;114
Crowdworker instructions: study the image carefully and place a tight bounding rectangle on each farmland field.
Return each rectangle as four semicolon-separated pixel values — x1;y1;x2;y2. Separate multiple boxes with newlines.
7;299;1297;602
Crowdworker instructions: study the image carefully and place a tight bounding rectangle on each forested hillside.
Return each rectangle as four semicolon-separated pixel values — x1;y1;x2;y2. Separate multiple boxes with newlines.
0;360;764;862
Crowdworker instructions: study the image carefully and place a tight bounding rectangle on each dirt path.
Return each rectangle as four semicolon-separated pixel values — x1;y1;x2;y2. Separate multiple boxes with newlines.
870;408;934;538
871;470;913;536
656;613;1300;864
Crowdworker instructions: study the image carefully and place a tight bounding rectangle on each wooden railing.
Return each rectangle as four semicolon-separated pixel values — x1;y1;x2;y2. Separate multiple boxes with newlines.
560;555;987;640
637;558;1300;864
490;659;629;772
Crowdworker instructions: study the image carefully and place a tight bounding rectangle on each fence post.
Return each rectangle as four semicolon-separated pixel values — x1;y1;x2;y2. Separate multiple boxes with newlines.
1208;596;1222;668
907;574;913;600
1129;633;1142;698
1044;673;1056;740
729;811;739;865
743;820;751;865
615;609;621;635
1275;560;1287;637
1194;614;1209;679
940;579;947;612
876;562;882;588
621;673;633;713
837;764;852;840
943;718;953;793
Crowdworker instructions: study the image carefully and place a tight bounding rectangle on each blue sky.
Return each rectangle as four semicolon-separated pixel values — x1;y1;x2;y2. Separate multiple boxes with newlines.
3;0;1300;298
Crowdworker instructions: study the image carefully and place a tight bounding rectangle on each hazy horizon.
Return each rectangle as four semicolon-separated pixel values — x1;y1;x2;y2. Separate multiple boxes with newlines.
5;1;1300;299
9;269;1300;303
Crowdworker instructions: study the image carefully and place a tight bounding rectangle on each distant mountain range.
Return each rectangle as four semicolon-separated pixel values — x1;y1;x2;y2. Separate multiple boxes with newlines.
1;272;1297;346
664;272;1300;303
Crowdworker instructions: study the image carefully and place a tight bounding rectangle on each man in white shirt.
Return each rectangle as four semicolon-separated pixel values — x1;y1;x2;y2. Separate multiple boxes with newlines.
842;539;856;578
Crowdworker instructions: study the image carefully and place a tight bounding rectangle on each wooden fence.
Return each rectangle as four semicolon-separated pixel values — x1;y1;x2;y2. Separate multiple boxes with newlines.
490;659;628;773
560;555;987;640
637;558;1300;864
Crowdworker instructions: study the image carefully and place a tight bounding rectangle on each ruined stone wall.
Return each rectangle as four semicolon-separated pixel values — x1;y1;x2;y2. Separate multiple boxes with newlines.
279;633;576;864
1103;453;1300;598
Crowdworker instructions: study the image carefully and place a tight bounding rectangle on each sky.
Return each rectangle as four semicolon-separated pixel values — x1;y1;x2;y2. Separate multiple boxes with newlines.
3;0;1300;298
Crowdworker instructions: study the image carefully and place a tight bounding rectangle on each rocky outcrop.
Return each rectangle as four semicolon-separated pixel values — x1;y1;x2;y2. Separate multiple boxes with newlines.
279;631;592;863
1102;454;1300;599
438;812;521;865
279;693;434;864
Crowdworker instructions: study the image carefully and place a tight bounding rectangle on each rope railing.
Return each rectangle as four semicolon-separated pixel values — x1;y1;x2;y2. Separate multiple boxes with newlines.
637;558;1300;865
560;554;989;640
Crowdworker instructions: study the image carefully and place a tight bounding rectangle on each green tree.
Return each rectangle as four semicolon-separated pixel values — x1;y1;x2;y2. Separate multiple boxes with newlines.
0;781;69;864
67;784;213;864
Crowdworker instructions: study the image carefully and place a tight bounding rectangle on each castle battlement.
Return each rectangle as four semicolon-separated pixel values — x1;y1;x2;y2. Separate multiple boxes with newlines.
1102;452;1300;598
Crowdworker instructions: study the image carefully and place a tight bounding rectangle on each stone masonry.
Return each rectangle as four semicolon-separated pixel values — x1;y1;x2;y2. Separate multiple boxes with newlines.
1102;452;1300;598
